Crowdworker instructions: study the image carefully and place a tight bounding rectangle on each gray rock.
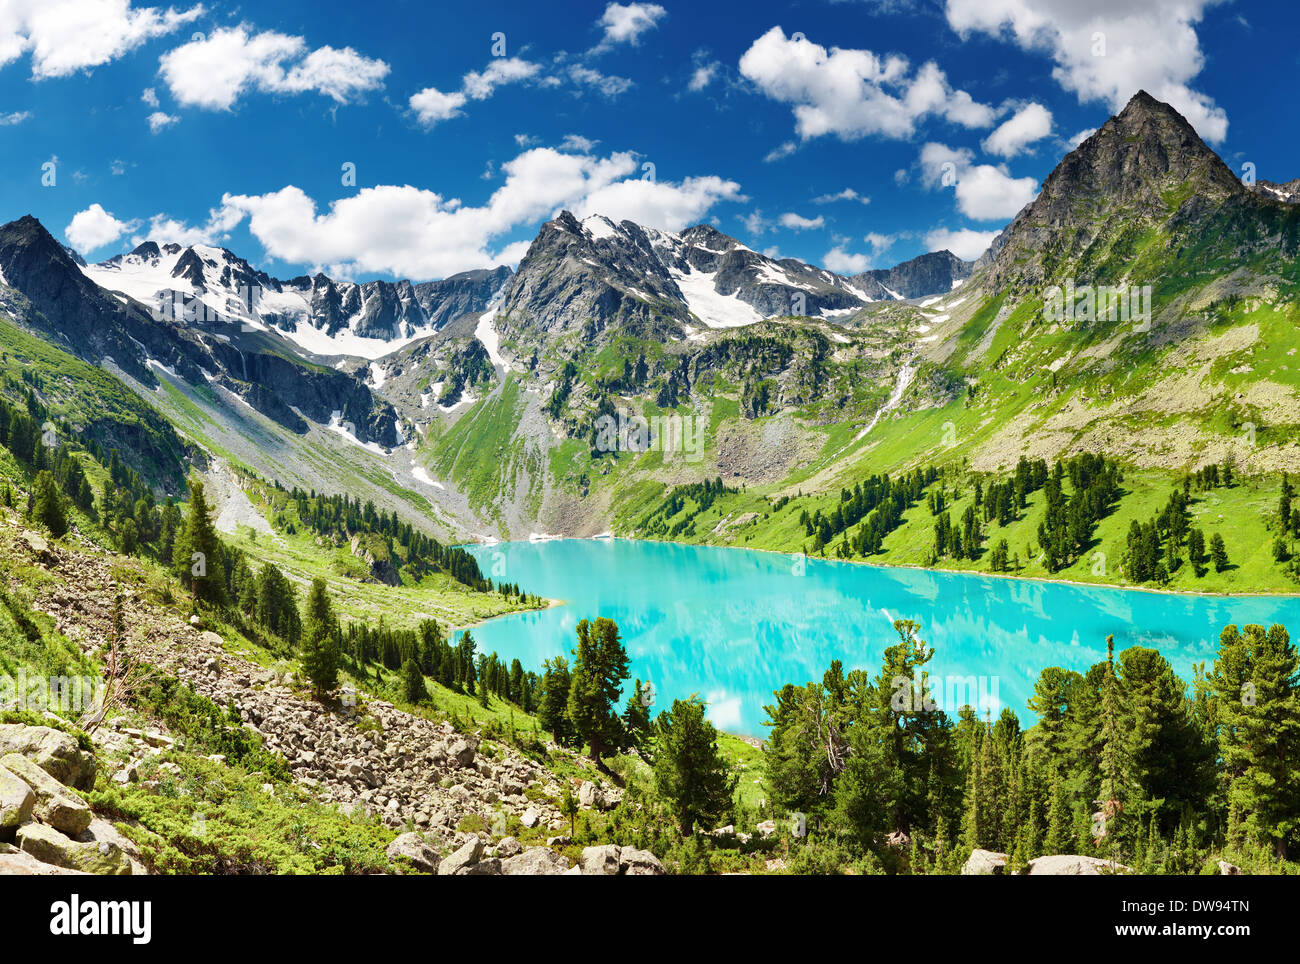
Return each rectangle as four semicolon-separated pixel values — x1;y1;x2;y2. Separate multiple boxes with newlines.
1025;854;1134;876
386;832;440;873
0;764;36;837
619;848;666;876
0;724;96;791
495;836;523;858
438;837;484;876
580;844;622;876
16;823;131;875
501;847;571;875
520;806;541;828
962;849;1008;876
0;754;92;837
1218;860;1242;876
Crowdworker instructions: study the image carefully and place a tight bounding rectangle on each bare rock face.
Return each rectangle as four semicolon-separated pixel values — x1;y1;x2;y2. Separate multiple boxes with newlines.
1024;854;1134;876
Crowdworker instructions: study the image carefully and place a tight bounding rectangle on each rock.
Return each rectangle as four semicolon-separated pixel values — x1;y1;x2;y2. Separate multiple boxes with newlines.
580;844;622;875
0;764;36;838
0;848;88;875
756;820;777;838
438;837;484;876
463;857;502;875
962;849;1008;876
501;847;571;875
0;724;96;790
189;614;203;628
386;832;440;873
546;835;571;848
495;836;523;858
1024;854;1134;876
0;754;92;836
520;806;541;829
579;781;599;808
887;830;911;848
16;823;131;875
619;848;666;876
447;739;476;768
1218;860;1242;876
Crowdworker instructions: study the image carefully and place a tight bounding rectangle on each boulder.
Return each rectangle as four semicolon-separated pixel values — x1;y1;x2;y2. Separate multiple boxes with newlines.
438;837;484;876
580;844;622;876
1218;860;1242;876
962;849;1008;876
447;739;476;769
16;823;131;875
0;848;88;875
0;754;92;836
495;836;523;859
619;848;666;876
0;724;96;791
520;806;541;829
1025;854;1133;876
578;781;600;809
501;847;571;875
0;764;36;838
386;832;440;873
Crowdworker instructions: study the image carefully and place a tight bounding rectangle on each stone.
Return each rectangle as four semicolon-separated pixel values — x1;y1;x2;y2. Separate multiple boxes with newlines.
579;781;599;808
546;835;571;848
520;806;541;828
580;844;622;875
0;754;92;836
0;724;96;791
619;848;666;876
501;847;571;875
0;764;36;837
495;836;523;858
386;832;440;873
438;837;484;875
1024;854;1134;876
463;857;502;875
1218;860;1242;876
756;820;777;838
962;849;1008;876
447;739;476;768
16;823;131;875
0;849;88;875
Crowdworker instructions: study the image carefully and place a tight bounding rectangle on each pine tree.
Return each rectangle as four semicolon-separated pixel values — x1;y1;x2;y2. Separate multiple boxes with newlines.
174;480;226;605
1210;533;1229;573
300;577;339;699
31;470;67;537
402;658;429;705
652;696;737;835
567;617;630;763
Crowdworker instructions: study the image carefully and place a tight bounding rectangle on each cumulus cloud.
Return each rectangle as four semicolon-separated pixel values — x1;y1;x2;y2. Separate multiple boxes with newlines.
779;212;824;230
1066;126;1096;148
65;203;137;252
158;25;389;111
763;141;796;163
944;0;1228;142
0;0;201;79
823;246;870;274
739;27;996;142
145;146;741;280
566;63;633;97
146;109;177;132
594;2;666;50
982;102;1053;157
0;110;31;125
409;57;545;127
920;142;1039;220
924;226;999;261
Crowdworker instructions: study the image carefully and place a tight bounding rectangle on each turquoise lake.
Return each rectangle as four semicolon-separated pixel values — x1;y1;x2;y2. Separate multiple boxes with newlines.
462;538;1300;738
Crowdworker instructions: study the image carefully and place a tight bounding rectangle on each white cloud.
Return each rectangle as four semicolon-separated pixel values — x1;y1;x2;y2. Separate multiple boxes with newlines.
763;141;796;163
0;0;202;79
864;232;895;252
146;109;177;132
567;63;633;97
65;203;136;252
823;245;870;274
158;26;389;111
982;102;1053;157
409;87;467;126
920;142;1038;220
461;57;540;99
594;3;666;49
140;86;159;107
739;26;996;142
779;212;824;231
0;110;31;125
1066;126;1096;148
924;226;999;261
688;61;717;91
148;147;740;280
812;188;869;205
945;0;1228;143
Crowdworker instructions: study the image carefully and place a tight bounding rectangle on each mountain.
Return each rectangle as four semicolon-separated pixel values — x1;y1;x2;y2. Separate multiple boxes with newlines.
853;250;972;300
85;242;512;359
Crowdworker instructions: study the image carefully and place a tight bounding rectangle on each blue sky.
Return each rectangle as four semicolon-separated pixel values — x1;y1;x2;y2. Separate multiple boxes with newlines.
2;0;1296;281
